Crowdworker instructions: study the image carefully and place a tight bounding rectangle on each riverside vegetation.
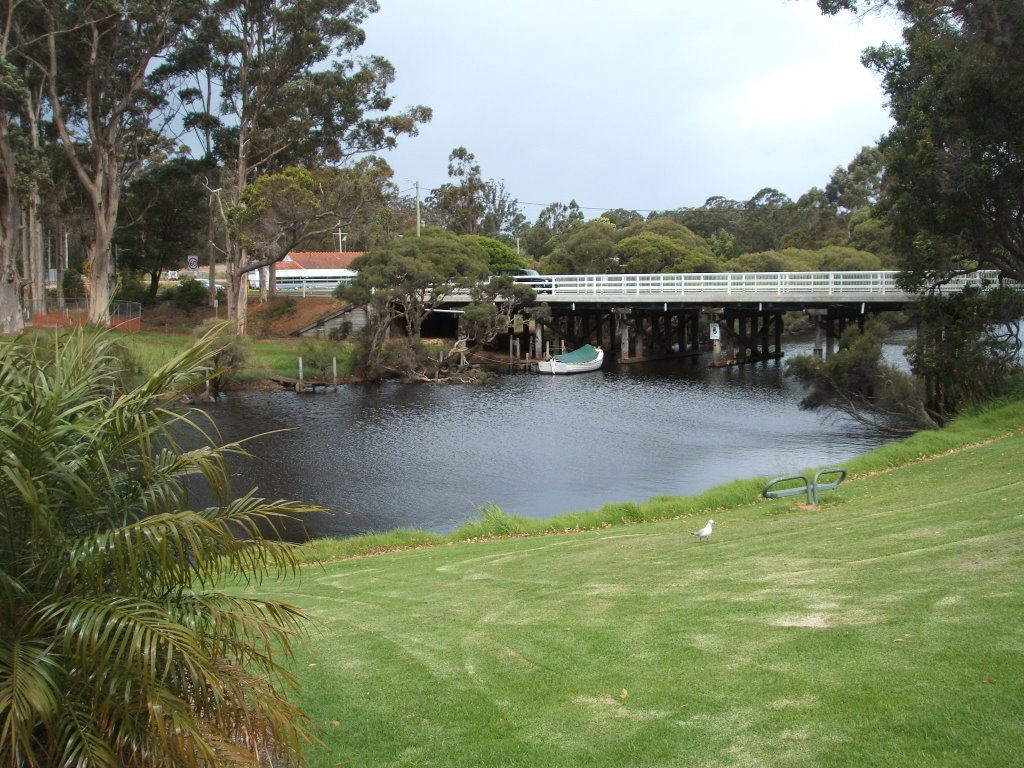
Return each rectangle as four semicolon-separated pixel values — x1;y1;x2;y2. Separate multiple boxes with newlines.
246;380;1024;767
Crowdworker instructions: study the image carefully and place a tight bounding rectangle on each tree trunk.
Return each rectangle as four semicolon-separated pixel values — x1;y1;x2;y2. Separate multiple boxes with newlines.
0;203;22;334
56;220;67;309
230;265;249;336
0;173;23;334
87;214;116;326
27;194;45;317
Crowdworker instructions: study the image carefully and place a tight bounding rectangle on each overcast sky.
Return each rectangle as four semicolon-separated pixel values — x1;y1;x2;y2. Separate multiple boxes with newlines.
361;0;903;218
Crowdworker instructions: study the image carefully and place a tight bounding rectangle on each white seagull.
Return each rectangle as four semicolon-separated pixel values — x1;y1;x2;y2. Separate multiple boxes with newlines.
692;519;714;542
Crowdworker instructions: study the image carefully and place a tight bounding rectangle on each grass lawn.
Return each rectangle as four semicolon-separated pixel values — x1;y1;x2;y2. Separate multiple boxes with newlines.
117;331;342;381
241;399;1024;767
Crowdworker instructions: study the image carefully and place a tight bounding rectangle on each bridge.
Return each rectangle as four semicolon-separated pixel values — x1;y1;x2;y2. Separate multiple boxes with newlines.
442;270;1009;367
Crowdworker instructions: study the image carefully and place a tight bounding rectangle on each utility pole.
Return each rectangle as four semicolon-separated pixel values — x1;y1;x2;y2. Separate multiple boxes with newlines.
407;179;421;237
415;180;421;237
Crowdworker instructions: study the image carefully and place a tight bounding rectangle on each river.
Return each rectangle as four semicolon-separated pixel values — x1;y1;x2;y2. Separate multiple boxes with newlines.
203;338;904;541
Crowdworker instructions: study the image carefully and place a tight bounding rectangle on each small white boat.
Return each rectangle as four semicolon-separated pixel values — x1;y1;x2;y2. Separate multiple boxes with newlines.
537;344;604;375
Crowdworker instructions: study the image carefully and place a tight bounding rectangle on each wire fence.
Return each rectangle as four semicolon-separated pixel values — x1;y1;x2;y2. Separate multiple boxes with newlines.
30;299;142;332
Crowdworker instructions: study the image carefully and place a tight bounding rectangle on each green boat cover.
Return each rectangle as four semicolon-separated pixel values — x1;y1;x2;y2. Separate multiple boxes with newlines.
554;344;598;363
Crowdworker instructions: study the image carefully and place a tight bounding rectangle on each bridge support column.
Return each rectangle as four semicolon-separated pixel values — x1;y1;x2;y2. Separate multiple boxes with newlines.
709;307;785;367
807;309;827;358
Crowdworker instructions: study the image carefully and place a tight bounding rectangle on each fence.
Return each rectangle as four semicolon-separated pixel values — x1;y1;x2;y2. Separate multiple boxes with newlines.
30;299;142;332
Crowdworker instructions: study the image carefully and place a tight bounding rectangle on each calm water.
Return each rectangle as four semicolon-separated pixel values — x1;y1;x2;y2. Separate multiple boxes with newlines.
205;340;903;540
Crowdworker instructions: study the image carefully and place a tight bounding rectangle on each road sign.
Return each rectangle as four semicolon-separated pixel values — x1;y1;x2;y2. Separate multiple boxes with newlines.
186;255;199;270
709;322;720;340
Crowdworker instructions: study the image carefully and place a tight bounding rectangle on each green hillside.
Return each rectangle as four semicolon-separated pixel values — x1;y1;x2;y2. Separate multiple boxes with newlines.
249;397;1024;767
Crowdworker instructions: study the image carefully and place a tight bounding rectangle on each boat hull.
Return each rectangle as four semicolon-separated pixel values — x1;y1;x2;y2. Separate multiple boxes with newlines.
537;347;604;375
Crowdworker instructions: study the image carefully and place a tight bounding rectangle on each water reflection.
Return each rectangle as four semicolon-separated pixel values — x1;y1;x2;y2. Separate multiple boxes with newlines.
208;344;897;540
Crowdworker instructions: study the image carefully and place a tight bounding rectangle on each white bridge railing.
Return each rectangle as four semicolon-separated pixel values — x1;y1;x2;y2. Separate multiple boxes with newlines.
539;270;1007;297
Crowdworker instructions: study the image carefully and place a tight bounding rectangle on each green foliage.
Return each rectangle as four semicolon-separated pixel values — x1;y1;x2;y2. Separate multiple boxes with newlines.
173;279;209;313
328;321;352;341
612;218;717;273
113;277;154;306
849;206;895;263
298;337;346;379
427;147;487;234
542;218;616;274
722;247;820;272
615;233;687;273
815;245;883;271
707;227;738;260
520;200;583;259
114;157;208;282
0;328;316;767
338;229;491;377
62;269;86;299
787;316;937;432
262;297;298;320
906;286;1024;416
452;503;533;538
191;319;251;396
466;235;526;273
846;1;1024;284
825;144;883;211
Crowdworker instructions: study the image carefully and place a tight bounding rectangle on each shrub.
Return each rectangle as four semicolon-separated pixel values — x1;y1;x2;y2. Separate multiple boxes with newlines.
191;318;251;395
298;337;346;379
174;279;209;313
0;327;316;767
62;269;86;299
113;277;153;305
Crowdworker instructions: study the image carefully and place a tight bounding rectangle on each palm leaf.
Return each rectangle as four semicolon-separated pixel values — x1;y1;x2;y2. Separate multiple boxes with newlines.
1;327;316;766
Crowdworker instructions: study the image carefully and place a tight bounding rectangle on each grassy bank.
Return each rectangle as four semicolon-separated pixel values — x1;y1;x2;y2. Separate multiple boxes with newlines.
239;389;1024;767
116;331;352;384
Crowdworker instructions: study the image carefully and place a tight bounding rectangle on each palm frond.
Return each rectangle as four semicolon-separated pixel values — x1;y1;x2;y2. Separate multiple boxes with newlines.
1;327;316;766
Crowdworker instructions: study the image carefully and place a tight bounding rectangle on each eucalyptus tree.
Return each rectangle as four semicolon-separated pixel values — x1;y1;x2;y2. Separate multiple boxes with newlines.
521;200;584;259
0;21;27;334
428;148;526;241
427;147;488;235
480;178;526;239
825;144;884;214
36;0;202;325
0;2;52;334
194;0;430;333
0;327;319;766
820;0;1024;286
230;162;392;317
